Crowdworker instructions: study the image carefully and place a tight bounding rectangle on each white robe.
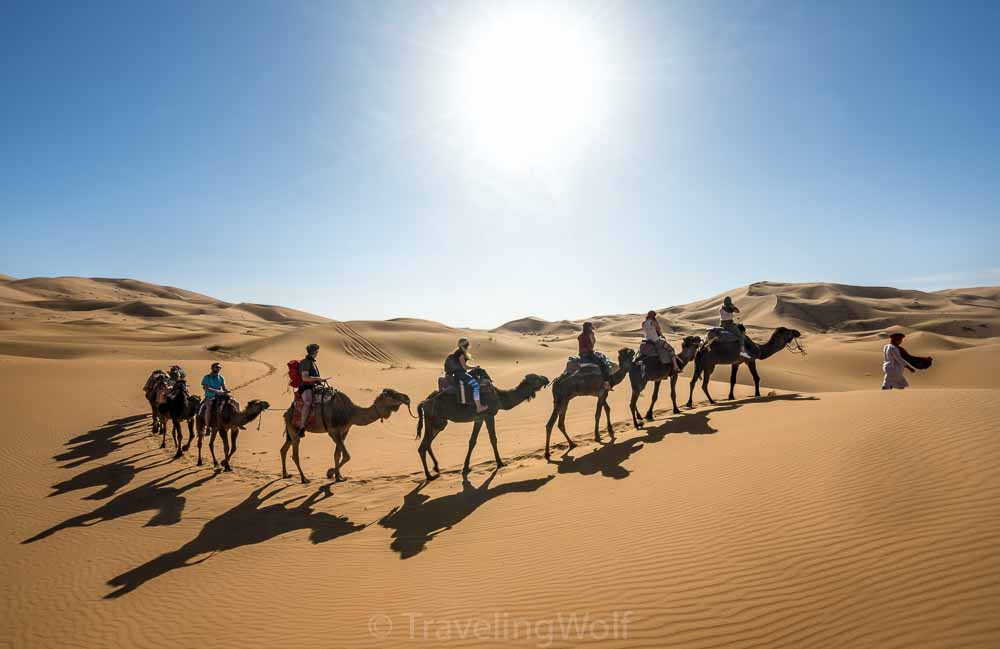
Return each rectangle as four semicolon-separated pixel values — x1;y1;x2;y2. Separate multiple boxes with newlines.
882;343;908;389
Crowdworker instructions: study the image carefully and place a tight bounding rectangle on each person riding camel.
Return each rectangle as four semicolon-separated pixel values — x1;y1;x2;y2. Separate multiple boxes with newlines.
168;364;186;382
445;338;488;413
720;296;752;359
166;364;188;398
578;322;612;391
642;311;680;372
199;362;229;427
297;343;332;437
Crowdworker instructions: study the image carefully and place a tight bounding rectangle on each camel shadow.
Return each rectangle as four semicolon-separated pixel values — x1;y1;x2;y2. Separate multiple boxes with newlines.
552;437;646;480
105;481;364;598
24;469;216;544
549;393;820;480
49;450;174;500
379;470;554;559
644;393;819;440
54;415;147;468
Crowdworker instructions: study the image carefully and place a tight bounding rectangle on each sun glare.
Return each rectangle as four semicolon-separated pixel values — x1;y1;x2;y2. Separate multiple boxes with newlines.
457;11;605;169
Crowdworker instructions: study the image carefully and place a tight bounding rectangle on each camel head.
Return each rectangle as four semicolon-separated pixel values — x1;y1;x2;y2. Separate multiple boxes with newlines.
773;327;805;354
616;347;636;370
680;335;702;352
244;399;270;416
519;373;550;400
376;388;414;418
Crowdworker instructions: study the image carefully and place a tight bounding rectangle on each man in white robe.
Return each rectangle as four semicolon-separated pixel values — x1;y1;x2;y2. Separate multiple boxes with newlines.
882;332;913;389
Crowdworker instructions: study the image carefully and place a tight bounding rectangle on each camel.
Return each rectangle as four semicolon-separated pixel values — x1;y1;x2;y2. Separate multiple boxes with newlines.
629;335;702;428
416;373;550;481
194;396;270;471
544;348;635;458
280;388;413;484
686;325;803;407
143;370;169;436
154;383;201;458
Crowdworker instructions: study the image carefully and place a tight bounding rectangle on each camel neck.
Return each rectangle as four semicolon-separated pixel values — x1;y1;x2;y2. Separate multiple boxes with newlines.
497;383;532;410
755;334;788;360
353;402;386;426
677;347;698;369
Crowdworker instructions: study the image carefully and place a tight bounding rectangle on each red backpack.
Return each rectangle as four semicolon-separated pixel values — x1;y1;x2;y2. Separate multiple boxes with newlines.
287;360;302;388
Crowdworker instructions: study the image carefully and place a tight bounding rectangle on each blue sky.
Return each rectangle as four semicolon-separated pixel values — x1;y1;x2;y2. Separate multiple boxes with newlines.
2;0;998;328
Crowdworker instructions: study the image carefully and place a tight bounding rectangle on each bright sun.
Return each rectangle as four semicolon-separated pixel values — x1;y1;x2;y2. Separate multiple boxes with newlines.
457;11;605;169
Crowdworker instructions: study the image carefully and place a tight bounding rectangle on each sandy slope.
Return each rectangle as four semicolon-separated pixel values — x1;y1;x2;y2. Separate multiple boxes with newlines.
2;276;999;649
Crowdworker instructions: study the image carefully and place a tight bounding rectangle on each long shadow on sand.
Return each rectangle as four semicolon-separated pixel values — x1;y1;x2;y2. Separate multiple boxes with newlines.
379;470;554;559
49;450;174;500
54;414;148;468
550;394;819;480
24;470;216;544
105;482;365;598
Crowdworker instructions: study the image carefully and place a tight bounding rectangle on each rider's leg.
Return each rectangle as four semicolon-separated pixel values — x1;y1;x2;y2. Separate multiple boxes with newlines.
470;377;487;412
298;388;313;437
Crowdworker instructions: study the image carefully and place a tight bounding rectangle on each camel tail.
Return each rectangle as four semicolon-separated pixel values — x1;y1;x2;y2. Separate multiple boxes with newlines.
415;402;424;439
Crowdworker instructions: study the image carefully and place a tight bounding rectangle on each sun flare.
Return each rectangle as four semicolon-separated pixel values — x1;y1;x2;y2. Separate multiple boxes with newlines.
457;11;605;168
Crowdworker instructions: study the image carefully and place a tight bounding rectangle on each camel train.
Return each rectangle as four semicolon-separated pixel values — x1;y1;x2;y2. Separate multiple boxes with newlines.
141;298;806;483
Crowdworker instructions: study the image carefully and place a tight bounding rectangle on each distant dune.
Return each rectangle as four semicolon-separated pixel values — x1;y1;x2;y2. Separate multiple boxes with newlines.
2;274;998;649
507;281;999;341
492;315;580;335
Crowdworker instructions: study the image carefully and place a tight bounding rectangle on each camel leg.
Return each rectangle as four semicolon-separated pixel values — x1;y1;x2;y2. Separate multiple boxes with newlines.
485;416;504;470
328;431;343;482
280;427;292;478
208;428;219;467
172;419;183;459
418;426;437;481
182;418;194;451
701;365;715;405
645;381;661;420
748;360;761;397
544;402;560;459
159;416;167;449
593;398;603;440
557;403;574;449
463;419;484;474
196;422;204;466
728;364;739;400
670;373;681;414
686;361;702;408
425;422;443;475
219;428;232;472
290;433;308;484
603;397;614;438
630;381;645;429
339;427;352;467
327;430;348;482
225;429;239;469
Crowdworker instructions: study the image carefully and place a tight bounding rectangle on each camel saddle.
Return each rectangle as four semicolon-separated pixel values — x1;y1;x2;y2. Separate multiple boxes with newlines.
437;374;494;405
638;340;660;359
562;351;611;378
704;327;740;343
205;394;240;428
291;387;337;430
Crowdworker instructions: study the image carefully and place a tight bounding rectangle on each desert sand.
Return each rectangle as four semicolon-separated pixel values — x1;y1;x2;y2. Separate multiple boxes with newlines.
3;276;998;648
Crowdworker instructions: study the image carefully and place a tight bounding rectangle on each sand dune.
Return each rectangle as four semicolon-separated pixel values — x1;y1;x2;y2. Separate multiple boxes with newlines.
2;275;999;649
